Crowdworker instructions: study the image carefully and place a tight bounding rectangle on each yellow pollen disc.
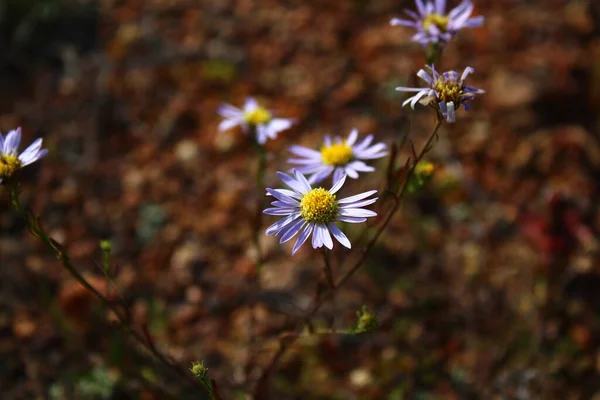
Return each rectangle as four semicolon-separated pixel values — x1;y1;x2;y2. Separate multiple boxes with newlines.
433;79;463;104
422;13;450;32
0;154;21;179
320;143;353;166
244;107;272;125
299;188;339;224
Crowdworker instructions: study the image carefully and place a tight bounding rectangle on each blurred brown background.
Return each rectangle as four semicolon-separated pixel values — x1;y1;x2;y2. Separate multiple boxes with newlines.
2;0;600;398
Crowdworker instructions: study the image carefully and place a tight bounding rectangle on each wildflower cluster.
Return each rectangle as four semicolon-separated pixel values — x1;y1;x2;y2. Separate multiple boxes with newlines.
392;0;485;123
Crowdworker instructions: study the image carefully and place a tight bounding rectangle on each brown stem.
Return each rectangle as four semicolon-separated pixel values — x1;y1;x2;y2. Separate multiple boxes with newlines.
8;182;209;395
253;116;443;397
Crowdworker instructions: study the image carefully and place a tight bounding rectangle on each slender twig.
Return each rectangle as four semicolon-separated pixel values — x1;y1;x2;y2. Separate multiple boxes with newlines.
253;116;443;396
7;181;209;396
252;134;267;271
321;249;335;290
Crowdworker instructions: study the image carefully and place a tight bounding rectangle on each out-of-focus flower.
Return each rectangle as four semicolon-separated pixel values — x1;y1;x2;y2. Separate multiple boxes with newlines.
351;305;379;334
217;97;294;145
287;129;387;184
395;65;484;123
407;161;435;194
0;128;48;183
390;0;484;45
264;171;377;254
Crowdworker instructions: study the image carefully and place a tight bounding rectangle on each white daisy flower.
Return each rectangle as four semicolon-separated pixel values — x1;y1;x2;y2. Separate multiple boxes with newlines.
287;129;387;184
264;170;378;254
217;97;295;145
0;127;48;183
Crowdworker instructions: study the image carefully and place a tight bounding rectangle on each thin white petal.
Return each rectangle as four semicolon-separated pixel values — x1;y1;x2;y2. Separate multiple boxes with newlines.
288;145;321;159
336;216;367;223
328;223;351;249
217;103;243;118
277;171;309;194
338;190;377;204
319;224;333;250
339;208;377;218
294;169;312;192
244;97;258;111
346;129;358;146
292;224;314;254
329;174;347;194
218;118;243;132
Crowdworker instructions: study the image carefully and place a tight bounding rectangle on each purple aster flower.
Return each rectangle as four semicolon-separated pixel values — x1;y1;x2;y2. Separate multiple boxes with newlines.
287;129;387;184
264;171;378;254
390;0;484;45
217;97;295;145
395;65;484;123
0;127;48;183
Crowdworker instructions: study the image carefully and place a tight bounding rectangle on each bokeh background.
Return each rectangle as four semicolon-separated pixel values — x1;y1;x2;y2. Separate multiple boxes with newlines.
2;0;600;398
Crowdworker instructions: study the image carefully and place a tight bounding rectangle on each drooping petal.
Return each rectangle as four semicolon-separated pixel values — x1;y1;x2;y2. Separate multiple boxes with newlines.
344;166;359;179
265;212;301;235
292;223;314;254
268;118;294;134
311;224;323;249
328;223;351;249
445;101;456;123
319;224;334;250
218;117;244;132
336;216;367;223
279;219;306;243
256;124;269;144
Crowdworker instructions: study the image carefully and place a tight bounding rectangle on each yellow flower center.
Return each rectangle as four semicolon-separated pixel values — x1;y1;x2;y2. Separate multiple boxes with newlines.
422;13;450;32
299;188;339;224
415;161;435;177
320;143;353;166
433;79;463;104
244;107;272;125
0;154;21;179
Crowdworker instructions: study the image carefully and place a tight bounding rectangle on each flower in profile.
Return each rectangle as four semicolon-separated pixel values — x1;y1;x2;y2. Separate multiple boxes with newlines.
0;128;48;183
390;0;484;45
217;97;295;145
287;129;387;184
395;65;484;123
264;171;377;254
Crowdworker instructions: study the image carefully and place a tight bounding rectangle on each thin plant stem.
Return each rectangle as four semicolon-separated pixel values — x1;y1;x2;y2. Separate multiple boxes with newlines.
7;181;209;396
253;116;443;396
252;132;267;271
321;249;335;290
